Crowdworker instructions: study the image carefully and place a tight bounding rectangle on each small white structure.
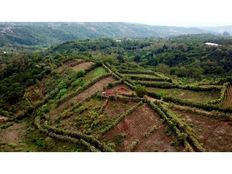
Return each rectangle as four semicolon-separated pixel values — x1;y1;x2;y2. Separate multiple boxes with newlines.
3;51;7;54
205;42;219;47
115;39;122;43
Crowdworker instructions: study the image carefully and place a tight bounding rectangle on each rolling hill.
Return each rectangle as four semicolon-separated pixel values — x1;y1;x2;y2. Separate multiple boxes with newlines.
0;22;209;47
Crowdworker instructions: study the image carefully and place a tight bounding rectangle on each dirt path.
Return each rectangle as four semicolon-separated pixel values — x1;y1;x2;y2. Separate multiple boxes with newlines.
223;86;232;108
71;62;95;71
50;76;116;121
57;60;93;73
0;122;27;145
102;103;178;152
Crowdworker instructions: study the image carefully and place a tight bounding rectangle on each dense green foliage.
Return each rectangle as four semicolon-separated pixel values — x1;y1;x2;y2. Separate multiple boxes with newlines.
1;34;232;117
0;22;210;47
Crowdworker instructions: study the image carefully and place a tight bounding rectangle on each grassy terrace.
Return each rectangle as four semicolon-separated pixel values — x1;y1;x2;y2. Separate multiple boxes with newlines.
82;67;107;82
147;87;220;104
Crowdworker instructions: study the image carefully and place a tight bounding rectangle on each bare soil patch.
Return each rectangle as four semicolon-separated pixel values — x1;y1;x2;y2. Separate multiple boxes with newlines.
63;59;83;66
103;100;137;119
0;122;26;145
102;103;178;152
57;59;89;73
223;86;232;108
172;108;232;151
24;80;46;105
102;84;134;97
71;62;95;71
0;116;8;123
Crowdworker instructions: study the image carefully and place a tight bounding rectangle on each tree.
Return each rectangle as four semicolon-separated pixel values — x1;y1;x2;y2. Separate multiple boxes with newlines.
117;54;125;63
155;64;170;74
135;85;147;97
134;54;141;63
223;32;230;36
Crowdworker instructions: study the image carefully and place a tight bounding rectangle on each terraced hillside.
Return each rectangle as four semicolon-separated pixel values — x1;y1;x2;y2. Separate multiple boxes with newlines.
1;57;232;152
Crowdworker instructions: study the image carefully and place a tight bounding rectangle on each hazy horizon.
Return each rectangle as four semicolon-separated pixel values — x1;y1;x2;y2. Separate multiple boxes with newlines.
0;0;232;27
1;21;232;28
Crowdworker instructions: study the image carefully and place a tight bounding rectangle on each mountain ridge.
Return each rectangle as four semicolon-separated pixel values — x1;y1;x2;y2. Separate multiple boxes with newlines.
0;22;211;47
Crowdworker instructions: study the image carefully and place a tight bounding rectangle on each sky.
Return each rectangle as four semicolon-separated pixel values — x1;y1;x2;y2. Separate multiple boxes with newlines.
0;0;231;27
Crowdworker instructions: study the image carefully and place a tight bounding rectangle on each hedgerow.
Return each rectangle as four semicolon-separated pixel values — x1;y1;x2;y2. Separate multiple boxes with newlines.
147;90;232;113
134;80;222;91
100;94;144;102
167;103;230;120
146;100;205;152
126;74;169;82
119;69;156;75
43;123;114;152
102;63;122;80
208;82;230;105
34;114;113;152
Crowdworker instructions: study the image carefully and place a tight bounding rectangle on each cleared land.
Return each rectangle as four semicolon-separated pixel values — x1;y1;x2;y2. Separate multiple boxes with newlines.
147;87;220;104
102;103;179;152
223;86;232;108
172;108;232;151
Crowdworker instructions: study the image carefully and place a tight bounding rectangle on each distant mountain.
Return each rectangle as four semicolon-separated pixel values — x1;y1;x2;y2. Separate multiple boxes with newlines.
0;22;209;47
200;26;232;35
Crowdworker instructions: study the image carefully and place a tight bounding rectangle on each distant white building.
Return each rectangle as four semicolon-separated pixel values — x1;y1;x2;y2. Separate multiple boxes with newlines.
115;39;122;42
205;42;219;47
3;51;7;54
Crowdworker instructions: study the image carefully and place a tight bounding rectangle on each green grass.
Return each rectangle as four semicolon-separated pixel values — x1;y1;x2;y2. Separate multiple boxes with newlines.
82;67;107;82
147;87;220;104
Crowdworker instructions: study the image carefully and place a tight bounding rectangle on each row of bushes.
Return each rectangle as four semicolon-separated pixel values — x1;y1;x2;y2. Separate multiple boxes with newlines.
200;77;232;85
33;92;115;152
100;101;143;135
156;102;205;152
168;103;231;121
56;73;111;106
119;69;156;75
34;115;106;152
147;90;232;113
57;92;100;122
126;74;169;82
44;123;114;152
100;94;144;103
106;80;123;89
147;100;204;152
103;63;137;91
134;81;174;88
208;83;230;105
48;132;100;152
153;72;172;82
118;69;172;82
102;63;122;80
146;100;194;152
134;80;222;91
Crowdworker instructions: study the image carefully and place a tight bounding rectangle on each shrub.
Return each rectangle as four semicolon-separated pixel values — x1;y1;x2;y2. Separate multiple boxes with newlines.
135;85;147;97
56;88;67;100
76;70;85;78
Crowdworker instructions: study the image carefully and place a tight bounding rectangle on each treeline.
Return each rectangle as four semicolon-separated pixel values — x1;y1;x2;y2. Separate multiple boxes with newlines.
1;34;232;108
